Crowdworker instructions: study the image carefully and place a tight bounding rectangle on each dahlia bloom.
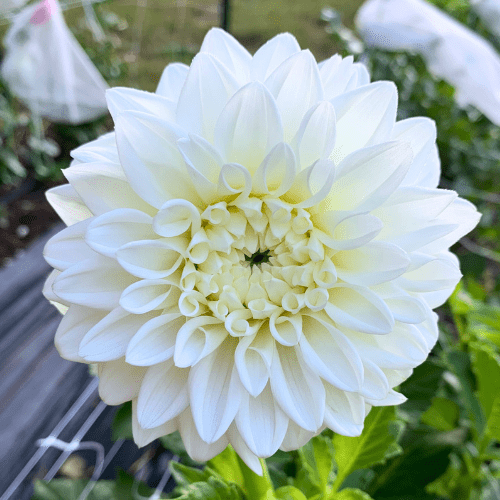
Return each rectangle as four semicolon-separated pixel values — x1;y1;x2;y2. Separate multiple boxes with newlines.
43;28;480;473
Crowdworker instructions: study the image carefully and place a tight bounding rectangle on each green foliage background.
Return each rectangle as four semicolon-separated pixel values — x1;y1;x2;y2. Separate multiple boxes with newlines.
0;0;496;498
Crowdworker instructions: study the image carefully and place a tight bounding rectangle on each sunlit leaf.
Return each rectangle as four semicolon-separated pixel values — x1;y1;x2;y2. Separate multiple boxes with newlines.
421;397;459;431
334;488;374;500
274;485;308;500
169;461;215;488
208;446;245;488
471;343;500;431
175;477;246;500
332;406;403;490
445;349;485;436
294;435;335;497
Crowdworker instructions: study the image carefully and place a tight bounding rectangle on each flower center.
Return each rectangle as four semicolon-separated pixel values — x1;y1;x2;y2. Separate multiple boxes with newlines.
244;248;272;268
174;196;336;330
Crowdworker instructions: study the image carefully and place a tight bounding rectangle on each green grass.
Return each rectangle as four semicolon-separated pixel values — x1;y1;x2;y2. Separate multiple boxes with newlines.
63;0;365;91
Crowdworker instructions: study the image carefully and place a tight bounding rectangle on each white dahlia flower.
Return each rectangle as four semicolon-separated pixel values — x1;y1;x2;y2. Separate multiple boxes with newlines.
43;28;480;474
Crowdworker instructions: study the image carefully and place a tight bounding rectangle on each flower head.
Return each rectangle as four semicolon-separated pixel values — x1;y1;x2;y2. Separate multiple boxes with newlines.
43;28;480;474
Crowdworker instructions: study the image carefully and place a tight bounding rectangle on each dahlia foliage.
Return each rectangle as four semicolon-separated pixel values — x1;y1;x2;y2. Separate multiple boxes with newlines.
43;28;480;473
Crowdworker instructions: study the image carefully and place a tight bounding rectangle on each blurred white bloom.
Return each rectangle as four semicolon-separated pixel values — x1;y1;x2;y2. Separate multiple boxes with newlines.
470;0;500;38
43;28;480;474
1;0;108;124
356;0;500;125
0;0;28;16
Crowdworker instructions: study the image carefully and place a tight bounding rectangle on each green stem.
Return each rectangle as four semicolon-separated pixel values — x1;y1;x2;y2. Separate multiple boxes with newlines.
331;467;348;495
452;309;467;344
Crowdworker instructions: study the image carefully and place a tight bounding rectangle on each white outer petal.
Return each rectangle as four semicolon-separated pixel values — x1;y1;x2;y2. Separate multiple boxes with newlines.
200;27;252;84
132;399;177;448
325;284;394;335
54;305;107;362
78;307;159;362
330;81;398;165
293;100;337;169
300;313;364;391
106;87;176;123
126;312;184;366
324;383;365;436
251;32;301;82
137;359;189;428
235;383;289;457
279;419;317;451
52;255;137;309
188;338;243;443
227;423;263;475
178;408;229;461
235;328;275;397
85;208;156;258
174;316;227;368
98;357;147;405
214;82;283;174
270;344;325;432
44;218;96;271
265;50;323;141
71;132;119;164
115;110;198;209
64;160;155;216
176;52;240;142
156;62;189;100
46;184;93;226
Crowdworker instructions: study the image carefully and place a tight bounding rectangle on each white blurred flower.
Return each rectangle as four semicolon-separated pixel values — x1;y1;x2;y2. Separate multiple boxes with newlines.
356;0;500;125
470;0;500;38
43;28;480;474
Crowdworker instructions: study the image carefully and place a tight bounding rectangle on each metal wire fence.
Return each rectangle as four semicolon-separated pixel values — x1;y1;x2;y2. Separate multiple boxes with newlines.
1;376;176;500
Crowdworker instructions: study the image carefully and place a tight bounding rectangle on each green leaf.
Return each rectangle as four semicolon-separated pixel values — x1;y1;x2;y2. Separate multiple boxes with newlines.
471;343;500;422
421;397;460;431
449;282;474;316
445;349;485;436
169;461;214;488
208;445;245;488
266;450;295;490
160;431;187;456
367;427;463;499
210;447;275;500
111;402;133;441
425;462;462;499
468;305;500;349
399;359;445;416
267;467;290;490
114;469;165;498
32;479;91;500
332;406;403;491
32;470;161;500
486;395;500;442
294;436;335;497
176;477;246;500
334;488;374;500
339;469;375;492
425;455;476;500
274;486;308;500
237;455;276;500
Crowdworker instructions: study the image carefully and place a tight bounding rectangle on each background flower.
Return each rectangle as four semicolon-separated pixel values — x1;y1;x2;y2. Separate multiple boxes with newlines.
43;27;480;474
355;0;500;126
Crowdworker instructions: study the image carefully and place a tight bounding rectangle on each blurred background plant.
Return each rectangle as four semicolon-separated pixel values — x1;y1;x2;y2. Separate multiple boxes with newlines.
0;0;499;498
